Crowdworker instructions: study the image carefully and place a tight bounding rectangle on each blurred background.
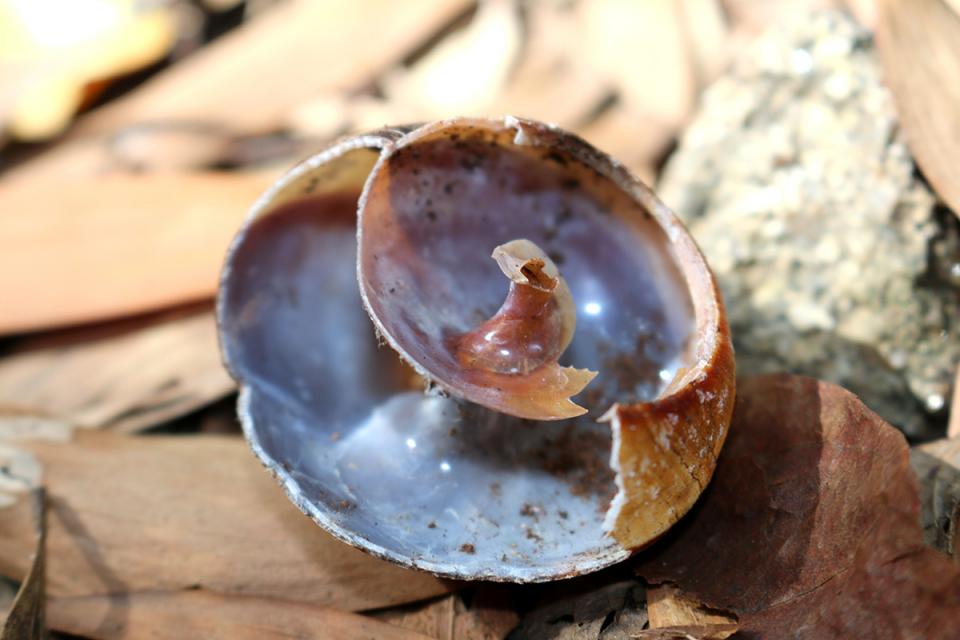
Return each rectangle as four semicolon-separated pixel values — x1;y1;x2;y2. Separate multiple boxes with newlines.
1;0;960;637
1;0;956;440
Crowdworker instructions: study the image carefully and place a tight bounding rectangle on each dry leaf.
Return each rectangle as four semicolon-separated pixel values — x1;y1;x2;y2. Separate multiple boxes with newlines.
0;172;274;334
47;590;431;640
3;0;472;185
579;0;695;129
489;3;610;127
678;0;730;91
371;595;459;639
0;1;177;141
1;488;46;640
912;437;960;560
0;307;232;433
380;0;523;119
877;0;960;216
646;585;735;639
373;589;518;640
637;374;960;638
0;431;452;611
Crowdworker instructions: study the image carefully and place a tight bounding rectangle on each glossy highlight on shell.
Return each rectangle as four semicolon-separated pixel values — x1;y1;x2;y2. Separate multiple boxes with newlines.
217;116;735;582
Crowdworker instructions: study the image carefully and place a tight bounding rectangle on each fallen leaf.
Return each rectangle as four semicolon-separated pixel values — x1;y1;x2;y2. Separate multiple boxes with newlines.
0;172;275;334
372;589;518;640
1;488;46;640
912;437;960;560
0;431;452;611
380;0;523;119
371;595;458;639
47;590;431;640
0;1;177;141
637;374;960;638
877;0;960;216
3;0;472;185
0;307;232;433
579;0;695;129
646;584;735;639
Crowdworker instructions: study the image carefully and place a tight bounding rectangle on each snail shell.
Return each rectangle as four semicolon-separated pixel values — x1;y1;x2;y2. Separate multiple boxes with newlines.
217;117;734;581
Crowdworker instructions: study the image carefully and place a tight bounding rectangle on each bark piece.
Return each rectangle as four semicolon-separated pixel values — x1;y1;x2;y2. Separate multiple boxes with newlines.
877;0;960;218
0;431;451;611
0;307;232;433
47;590;430;640
637;374;960;638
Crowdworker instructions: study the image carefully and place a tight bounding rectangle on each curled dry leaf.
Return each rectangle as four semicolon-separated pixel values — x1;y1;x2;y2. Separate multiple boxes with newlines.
637;374;960;638
0;488;46;640
47;590;431;640
0;431;451;611
877;0;960;217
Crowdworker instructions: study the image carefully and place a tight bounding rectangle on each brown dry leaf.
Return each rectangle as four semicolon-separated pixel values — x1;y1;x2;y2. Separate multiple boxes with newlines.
372;589;518;640
646;585;735;639
0;431;452;611
47;590;431;640
289;1;611;140
720;0;838;36
579;0;695;129
844;0;878;29
577;106;676;185
0;1;177;141
371;595;459;639
678;0;730;91
912;437;960;560
637;374;960;638
3;0;471;185
0;488;46;640
379;0;523;120
0;307;232;433
489;2;610;128
0;172;274;334
877;0;960;216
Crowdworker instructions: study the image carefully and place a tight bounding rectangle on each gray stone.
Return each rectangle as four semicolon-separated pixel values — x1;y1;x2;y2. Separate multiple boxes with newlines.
658;11;960;437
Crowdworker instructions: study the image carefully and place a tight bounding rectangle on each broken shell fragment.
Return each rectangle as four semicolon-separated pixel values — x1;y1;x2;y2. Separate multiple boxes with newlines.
217;117;735;582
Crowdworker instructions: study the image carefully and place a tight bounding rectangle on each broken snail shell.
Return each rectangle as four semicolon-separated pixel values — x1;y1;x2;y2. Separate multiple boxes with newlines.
217;117;735;582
